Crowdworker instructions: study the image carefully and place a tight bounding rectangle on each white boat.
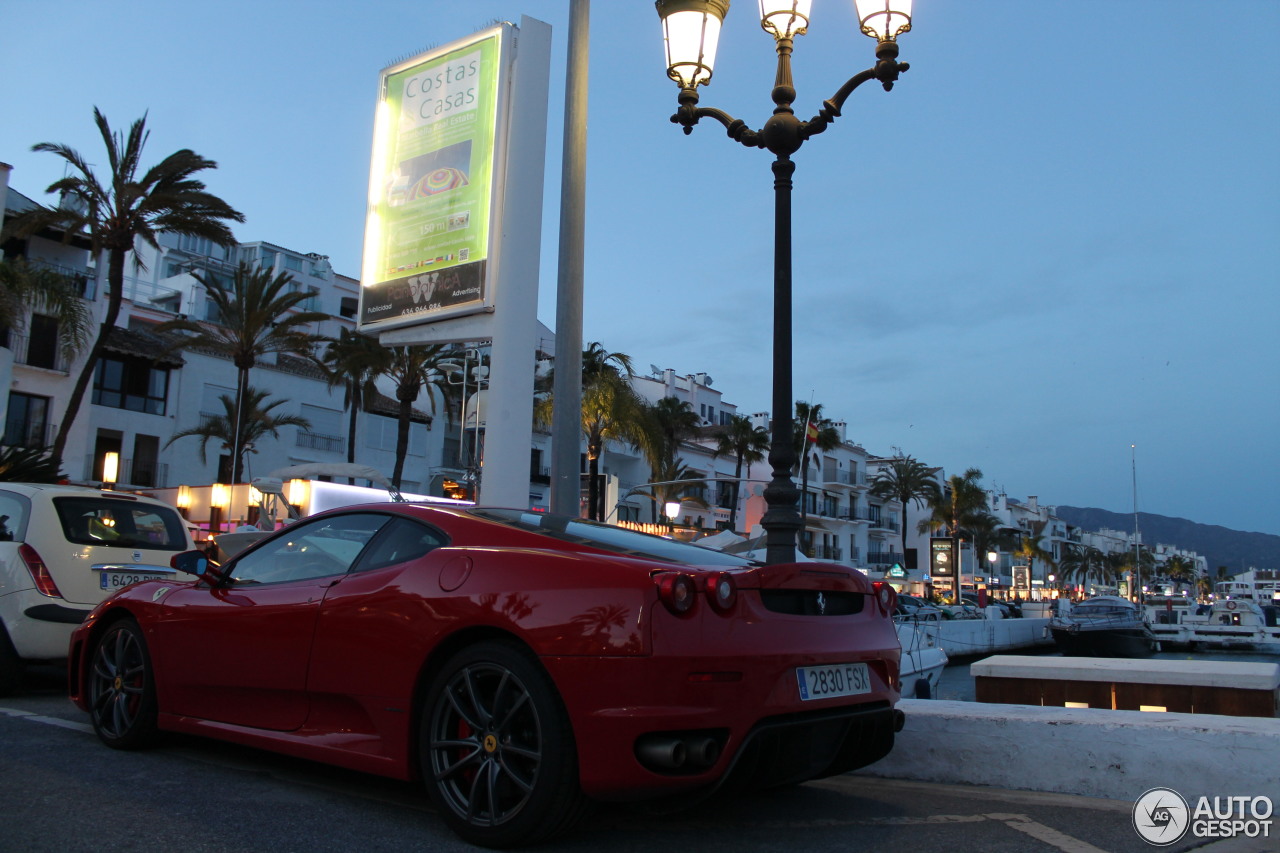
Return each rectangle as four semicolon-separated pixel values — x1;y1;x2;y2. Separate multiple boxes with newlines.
1145;598;1280;652
895;614;949;699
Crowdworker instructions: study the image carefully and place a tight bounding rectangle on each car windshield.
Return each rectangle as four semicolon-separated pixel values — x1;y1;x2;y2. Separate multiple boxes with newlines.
468;509;754;567
54;496;188;550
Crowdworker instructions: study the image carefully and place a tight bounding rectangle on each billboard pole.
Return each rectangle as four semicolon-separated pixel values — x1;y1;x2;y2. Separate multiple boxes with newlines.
479;17;551;507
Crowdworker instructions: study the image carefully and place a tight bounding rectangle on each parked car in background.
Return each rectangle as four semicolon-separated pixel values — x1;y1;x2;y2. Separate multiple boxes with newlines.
68;504;904;847
0;483;193;694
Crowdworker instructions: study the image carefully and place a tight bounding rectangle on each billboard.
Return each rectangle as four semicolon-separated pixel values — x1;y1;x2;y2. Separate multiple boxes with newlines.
360;24;514;331
929;537;954;578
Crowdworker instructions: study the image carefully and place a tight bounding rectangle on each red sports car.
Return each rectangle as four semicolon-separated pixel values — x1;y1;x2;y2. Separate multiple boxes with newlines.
69;504;903;847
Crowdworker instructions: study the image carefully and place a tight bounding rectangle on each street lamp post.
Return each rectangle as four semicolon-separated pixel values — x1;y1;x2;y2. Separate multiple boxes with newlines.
656;0;913;565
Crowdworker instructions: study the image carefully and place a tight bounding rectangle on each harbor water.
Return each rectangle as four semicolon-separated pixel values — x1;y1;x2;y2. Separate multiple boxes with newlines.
935;646;1280;703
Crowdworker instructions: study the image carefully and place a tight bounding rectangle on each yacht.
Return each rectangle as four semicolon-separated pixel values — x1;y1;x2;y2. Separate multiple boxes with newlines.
1145;598;1280;651
1048;595;1158;657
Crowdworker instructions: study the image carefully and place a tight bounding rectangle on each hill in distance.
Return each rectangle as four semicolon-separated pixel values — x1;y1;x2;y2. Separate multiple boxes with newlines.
1054;506;1280;576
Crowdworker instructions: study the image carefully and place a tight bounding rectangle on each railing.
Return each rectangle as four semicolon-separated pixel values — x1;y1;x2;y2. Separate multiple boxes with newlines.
813;545;844;561
866;551;904;567
826;469;867;487
29;258;95;300
7;332;71;373
296;431;345;454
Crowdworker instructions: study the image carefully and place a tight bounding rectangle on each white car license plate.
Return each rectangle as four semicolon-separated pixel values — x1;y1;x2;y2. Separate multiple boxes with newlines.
796;662;871;701
100;572;164;590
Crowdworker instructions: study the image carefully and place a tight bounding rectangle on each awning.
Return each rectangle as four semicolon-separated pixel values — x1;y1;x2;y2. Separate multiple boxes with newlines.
103;326;185;368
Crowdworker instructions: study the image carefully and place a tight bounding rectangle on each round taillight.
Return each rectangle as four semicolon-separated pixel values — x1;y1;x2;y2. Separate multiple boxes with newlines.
705;571;737;614
657;572;698;616
874;581;896;614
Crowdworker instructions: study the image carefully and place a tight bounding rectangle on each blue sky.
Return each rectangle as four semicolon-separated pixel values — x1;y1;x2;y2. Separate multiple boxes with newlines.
3;1;1277;535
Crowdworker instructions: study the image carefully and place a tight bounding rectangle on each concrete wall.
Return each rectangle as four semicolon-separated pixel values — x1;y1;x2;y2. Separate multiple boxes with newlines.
861;699;1280;802
912;616;1055;659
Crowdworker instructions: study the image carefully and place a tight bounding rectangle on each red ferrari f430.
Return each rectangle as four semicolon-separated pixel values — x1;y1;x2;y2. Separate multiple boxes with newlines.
69;505;903;847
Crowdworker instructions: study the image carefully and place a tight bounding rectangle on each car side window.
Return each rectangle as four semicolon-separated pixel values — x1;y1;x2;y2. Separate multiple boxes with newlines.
0;491;28;542
354;517;446;573
229;513;390;585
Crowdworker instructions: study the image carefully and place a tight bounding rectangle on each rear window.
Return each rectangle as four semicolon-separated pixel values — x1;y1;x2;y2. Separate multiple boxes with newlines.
468;508;754;567
53;496;188;550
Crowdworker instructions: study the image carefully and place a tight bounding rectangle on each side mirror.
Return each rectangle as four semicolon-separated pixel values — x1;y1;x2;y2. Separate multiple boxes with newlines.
171;550;224;582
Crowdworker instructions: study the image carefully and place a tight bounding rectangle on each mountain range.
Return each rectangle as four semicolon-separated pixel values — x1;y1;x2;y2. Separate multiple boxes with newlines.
1053;506;1280;576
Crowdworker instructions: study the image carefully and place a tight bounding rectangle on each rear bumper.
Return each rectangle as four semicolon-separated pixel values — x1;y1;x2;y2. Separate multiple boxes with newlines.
0;590;90;661
545;643;901;800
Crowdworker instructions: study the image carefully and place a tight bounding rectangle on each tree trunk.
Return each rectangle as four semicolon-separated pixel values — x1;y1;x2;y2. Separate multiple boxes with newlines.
393;400;412;489
587;452;600;520
52;248;126;467
728;454;744;533
346;384;359;483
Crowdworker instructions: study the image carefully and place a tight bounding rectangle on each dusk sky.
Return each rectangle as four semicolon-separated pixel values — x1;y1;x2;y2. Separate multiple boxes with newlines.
3;1;1276;536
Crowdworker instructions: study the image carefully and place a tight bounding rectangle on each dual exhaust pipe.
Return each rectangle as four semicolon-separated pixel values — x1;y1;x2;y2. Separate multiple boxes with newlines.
636;733;722;772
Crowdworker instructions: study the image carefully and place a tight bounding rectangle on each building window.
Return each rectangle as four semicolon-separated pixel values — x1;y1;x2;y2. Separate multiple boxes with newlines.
4;392;50;447
24;314;60;369
284;255;302;272
93;356;170;415
131;434;160;487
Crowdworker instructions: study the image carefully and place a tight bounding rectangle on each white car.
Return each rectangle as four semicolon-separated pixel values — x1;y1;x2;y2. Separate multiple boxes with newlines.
0;483;194;694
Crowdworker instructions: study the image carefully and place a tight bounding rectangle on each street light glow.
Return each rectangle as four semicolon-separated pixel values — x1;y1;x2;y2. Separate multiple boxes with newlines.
854;0;913;42
657;0;728;89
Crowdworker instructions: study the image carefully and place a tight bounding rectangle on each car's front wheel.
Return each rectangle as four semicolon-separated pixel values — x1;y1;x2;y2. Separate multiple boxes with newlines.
87;618;158;749
420;640;586;848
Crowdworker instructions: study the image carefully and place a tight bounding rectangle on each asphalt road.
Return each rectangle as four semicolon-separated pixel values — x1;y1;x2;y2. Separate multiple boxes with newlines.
0;666;1266;853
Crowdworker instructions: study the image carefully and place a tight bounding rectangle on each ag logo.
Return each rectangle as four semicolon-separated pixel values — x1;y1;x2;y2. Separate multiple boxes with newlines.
1133;787;1190;845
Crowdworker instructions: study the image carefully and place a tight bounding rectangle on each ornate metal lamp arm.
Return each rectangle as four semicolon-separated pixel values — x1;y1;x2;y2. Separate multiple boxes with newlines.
803;42;909;141
671;88;764;148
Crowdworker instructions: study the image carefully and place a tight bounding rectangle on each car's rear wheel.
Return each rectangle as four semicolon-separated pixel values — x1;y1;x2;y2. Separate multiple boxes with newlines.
87;618;158;749
0;623;22;697
420;640;586;848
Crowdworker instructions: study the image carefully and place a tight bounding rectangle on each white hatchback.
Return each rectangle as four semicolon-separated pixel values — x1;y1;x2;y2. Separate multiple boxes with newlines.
0;483;194;694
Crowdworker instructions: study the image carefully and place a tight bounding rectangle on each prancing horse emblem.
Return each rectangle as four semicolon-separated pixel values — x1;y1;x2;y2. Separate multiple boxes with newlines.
816;592;826;615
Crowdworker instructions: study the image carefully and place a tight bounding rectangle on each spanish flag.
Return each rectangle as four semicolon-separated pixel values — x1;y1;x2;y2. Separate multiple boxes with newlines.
806;421;819;444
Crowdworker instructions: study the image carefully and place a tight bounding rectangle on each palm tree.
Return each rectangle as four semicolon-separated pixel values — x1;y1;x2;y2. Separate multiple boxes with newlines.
0;258;93;369
319;328;392;478
966;512;1017;585
9;107;243;461
792;401;841;536
535;343;644;520
1163;554;1196;593
165;386;310;478
156;263;328;481
1059;543;1108;594
382;344;454;490
1013;520;1057;589
637;397;702;521
917;467;989;602
869;455;942;563
712;414;769;533
0;445;65;483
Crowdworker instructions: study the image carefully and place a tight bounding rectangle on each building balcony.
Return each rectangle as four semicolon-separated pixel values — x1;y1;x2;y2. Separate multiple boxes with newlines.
296;431;346;454
8;332;72;373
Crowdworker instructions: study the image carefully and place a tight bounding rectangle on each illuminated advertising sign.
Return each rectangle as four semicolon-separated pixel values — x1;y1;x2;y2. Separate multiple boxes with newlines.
929;538;954;578
360;25;513;330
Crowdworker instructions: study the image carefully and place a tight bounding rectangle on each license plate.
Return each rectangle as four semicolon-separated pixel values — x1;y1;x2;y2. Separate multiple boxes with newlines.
796;662;872;701
100;572;165;590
